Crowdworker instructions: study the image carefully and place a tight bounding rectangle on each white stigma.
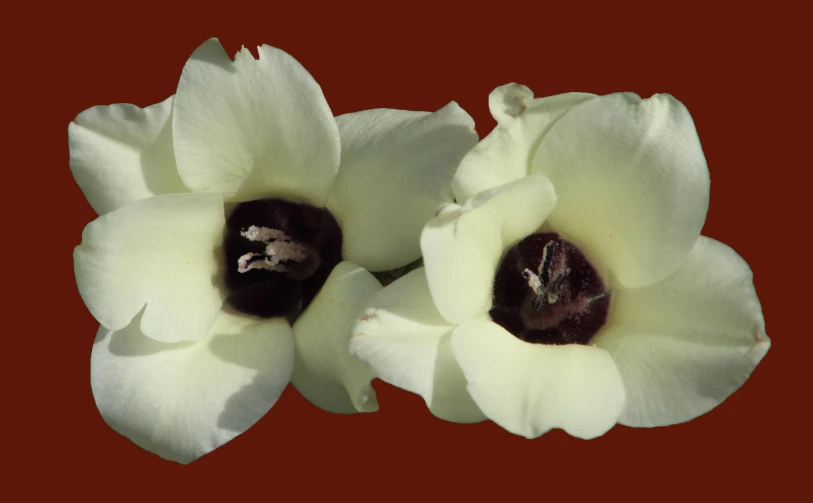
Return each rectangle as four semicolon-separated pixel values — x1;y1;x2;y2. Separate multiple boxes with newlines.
237;225;308;273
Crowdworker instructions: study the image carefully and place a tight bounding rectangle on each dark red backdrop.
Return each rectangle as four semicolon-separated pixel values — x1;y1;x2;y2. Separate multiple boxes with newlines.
7;1;805;500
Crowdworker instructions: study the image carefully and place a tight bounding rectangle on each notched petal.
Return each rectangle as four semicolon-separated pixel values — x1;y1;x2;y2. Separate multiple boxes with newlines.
173;38;341;206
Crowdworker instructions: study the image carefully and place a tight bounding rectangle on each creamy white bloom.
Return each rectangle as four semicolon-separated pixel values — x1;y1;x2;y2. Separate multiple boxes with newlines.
70;38;477;463
350;84;769;438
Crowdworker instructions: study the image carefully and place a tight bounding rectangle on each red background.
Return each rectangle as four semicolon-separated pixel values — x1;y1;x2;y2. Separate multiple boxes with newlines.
7;1;807;500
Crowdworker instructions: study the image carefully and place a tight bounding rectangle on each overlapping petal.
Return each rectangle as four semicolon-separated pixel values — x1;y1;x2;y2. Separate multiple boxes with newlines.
328;103;478;271
350;268;484;423
172;38;341;206
420;175;556;324
532;92;710;288
291;261;382;414
91;309;293;464
451;84;594;202
452;319;625;439
593;237;770;427
74;193;225;343
69;97;187;215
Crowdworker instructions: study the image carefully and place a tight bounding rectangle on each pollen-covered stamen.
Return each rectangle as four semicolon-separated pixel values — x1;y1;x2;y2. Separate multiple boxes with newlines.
522;268;544;296
491;232;610;345
223;198;343;319
236;226;309;273
524;240;573;309
240;225;290;243
538;239;556;283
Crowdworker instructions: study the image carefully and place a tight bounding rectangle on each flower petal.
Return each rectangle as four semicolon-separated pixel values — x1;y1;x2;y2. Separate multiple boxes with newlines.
74;193;226;343
172;38;340;206
291;261;382;414
91;309;293;464
328;103;478;271
451;84;594;203
593;236;770;427
350;268;485;423
420;175;556;324
452;319;625;439
531;92;710;288
68;97;188;215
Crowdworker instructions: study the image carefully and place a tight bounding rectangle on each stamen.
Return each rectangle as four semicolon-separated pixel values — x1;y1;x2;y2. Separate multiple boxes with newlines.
240;225;290;243
223;198;343;319
236;226;308;273
524;241;572;309
523;268;544;296
237;252;268;273
538;240;554;283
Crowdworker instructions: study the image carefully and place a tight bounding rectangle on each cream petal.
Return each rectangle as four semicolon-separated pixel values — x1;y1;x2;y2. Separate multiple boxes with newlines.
532;92;710;288
420;175;556;324
91;309;293;464
451;84;595;202
172;38;340;205
328;103;478;271
74;193;225;343
452;319;625;439
350;268;485;423
291;261;382;414
69;97;188;215
593;236;770;427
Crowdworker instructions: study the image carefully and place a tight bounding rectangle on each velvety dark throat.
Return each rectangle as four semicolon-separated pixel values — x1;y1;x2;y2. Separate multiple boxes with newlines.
490;232;610;345
223;198;342;319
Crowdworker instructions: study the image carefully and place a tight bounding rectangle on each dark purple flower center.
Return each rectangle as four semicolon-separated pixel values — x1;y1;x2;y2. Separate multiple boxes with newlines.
490;232;609;345
223;198;342;319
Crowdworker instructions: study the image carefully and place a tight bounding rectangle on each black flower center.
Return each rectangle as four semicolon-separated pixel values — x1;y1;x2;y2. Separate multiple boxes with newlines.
223;198;342;319
490;232;609;345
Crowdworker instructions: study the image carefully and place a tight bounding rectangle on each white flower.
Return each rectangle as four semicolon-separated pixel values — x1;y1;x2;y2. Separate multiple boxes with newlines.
350;83;770;438
70;38;477;463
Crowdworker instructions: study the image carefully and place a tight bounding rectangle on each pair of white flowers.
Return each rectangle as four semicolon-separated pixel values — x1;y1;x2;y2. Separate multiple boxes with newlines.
71;39;769;464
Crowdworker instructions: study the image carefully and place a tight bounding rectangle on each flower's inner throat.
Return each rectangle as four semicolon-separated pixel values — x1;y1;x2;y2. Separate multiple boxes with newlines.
490;232;609;345
223;198;342;319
